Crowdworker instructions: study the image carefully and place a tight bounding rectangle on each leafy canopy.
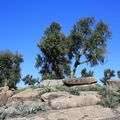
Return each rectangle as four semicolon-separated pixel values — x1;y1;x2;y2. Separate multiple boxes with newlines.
36;22;70;80
100;69;115;85
81;68;94;77
68;17;111;77
0;51;23;89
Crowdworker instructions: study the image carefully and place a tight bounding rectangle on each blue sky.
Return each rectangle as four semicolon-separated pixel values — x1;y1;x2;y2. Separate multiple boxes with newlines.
0;0;120;86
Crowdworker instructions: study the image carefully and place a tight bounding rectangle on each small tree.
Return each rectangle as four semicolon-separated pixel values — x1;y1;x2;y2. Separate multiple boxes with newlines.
101;69;115;85
0;51;23;89
81;68;94;77
22;74;39;86
68;17;111;77
117;71;120;79
36;22;70;80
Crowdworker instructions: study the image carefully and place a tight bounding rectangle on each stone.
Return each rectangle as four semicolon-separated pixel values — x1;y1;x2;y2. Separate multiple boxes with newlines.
40;79;64;87
49;93;100;109
63;77;97;86
47;105;117;120
10;88;41;101
107;80;120;91
41;91;70;102
0;92;9;107
0;86;9;92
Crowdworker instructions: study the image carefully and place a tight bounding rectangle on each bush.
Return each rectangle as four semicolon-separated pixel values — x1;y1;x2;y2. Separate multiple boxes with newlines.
15;104;47;115
39;86;57;96
55;85;80;95
98;87;120;108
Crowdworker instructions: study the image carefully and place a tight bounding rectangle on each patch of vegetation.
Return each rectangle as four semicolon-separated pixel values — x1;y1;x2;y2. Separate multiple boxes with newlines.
39;86;57;96
15;104;47;115
0;111;7;120
55;85;80;95
98;87;120;108
77;85;106;91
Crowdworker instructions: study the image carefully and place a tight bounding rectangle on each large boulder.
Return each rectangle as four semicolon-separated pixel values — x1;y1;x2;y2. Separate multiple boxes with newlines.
41;91;70;102
47;105;117;120
9;88;42;101
49;92;100;109
40;79;64;87
0;90;14;107
0;86;9;92
107;80;120;91
63;77;97;86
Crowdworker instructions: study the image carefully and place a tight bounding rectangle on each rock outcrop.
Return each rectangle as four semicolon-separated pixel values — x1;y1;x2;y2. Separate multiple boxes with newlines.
9;87;42;101
0;86;14;107
107;80;120;91
63;77;97;86
40;79;64;87
49;93;100;109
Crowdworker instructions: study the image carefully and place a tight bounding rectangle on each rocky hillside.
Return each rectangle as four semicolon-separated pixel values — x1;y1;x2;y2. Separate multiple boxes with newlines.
0;78;120;120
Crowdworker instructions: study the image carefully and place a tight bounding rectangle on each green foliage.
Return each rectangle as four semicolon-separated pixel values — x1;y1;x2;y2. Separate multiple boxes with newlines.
55;85;80;95
0;111;7;120
77;85;106;91
117;71;120;79
81;68;94;77
22;74;39;86
68;17;111;77
0;50;23;89
36;22;70;80
15;104;47;115
100;69;115;85
98;88;120;108
39;86;57;96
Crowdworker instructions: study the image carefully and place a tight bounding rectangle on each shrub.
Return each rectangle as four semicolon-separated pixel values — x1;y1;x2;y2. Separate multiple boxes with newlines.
15;104;47;115
39;86;57;96
98;87;120;108
55;85;80;95
0;111;7;120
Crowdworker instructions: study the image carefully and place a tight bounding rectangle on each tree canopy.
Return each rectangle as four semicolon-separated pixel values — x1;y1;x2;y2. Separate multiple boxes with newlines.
101;69;115;85
68;17;111;77
35;22;70;80
81;68;94;77
36;17;112;80
0;51;23;89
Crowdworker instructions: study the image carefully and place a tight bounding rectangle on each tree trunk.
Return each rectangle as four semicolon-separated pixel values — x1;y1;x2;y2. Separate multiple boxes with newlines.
4;78;8;86
70;61;80;78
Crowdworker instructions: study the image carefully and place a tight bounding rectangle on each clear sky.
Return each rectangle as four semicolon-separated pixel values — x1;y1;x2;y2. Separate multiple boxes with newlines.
0;0;120;86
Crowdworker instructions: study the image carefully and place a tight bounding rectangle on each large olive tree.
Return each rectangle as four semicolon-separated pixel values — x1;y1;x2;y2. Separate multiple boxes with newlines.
68;17;111;77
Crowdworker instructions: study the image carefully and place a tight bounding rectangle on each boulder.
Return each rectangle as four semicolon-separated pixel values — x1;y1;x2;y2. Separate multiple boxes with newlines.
0;90;14;107
41;91;70;102
47;105;117;120
0;92;8;107
10;88;41;101
0;86;9;92
107;80;120;91
49;92;100;109
63;77;97;86
40;79;64;87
